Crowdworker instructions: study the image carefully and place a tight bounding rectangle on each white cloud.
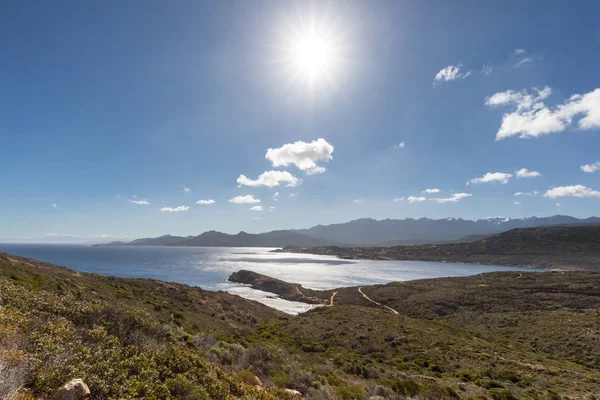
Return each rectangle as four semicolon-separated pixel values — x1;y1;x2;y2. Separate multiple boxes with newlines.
237;170;300;188
514;49;526;55
269;206;276;211
249;205;263;211
422;188;441;194
52;204;57;208
289;193;297;198
353;199;363;204
433;64;472;85
128;199;150;205
196;199;215;205
273;192;280;201
481;64;493;76
160;206;189;212
515;168;541;178
397;142;405;148
252;217;262;220
486;87;600;140
407;196;426;203
305;166;326;175
556;203;562;207
266;138;334;175
513;57;533;68
513;201;521;206
229;195;261;204
431;193;472;203
581;161;600;173
544;185;600;199
469;172;513;185
181;185;191;193
514;191;538;197
393;197;405;202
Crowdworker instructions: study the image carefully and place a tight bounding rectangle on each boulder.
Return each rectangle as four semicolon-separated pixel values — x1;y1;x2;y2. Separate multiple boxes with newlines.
50;379;90;400
284;388;302;396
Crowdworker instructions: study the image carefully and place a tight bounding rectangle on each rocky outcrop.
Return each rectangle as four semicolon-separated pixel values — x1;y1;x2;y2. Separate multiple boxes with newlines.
228;270;325;304
50;379;90;400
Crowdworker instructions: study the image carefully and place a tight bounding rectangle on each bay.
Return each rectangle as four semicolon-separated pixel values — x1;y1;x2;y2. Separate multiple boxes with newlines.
0;244;536;314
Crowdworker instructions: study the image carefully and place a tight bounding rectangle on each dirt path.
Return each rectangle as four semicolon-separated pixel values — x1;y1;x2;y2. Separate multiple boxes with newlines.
327;291;338;307
358;287;399;315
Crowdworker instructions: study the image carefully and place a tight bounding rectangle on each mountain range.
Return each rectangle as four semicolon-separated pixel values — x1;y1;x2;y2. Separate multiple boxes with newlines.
103;215;600;247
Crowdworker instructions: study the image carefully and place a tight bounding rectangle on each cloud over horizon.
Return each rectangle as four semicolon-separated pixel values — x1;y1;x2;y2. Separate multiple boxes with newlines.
469;172;513;185
237;170;300;188
196;199;215;205
543;185;600;198
229;195;261;204
159;205;189;212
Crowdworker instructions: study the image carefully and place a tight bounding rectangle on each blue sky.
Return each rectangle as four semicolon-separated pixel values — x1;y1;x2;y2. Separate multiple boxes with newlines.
1;0;599;240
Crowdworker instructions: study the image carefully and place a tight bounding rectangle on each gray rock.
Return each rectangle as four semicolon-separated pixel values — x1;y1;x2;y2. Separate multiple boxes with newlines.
50;379;90;400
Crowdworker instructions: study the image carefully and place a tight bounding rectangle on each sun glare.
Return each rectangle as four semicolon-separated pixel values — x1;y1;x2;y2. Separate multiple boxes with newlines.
274;10;349;94
289;30;337;84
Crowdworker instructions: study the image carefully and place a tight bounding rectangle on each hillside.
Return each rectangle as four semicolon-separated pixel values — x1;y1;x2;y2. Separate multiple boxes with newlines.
277;224;600;269
2;252;600;398
292;215;600;245
100;215;600;248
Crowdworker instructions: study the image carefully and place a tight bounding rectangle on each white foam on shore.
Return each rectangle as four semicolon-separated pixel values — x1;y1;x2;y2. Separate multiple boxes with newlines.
217;283;312;315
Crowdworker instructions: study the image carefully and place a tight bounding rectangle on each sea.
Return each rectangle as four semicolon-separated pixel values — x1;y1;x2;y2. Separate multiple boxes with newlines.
0;244;536;314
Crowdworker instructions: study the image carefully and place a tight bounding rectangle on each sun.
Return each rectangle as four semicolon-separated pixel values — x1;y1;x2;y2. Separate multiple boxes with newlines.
288;29;337;85
274;10;350;93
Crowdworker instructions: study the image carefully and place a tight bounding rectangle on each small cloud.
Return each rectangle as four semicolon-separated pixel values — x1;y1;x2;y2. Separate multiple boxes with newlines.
181;186;191;193
305;166;327;175
514;191;538;197
128;199;150;205
407;196;426;203
513;201;521;206
229;195;261;204
353;199;363;204
249;205;263;211
516;168;541;178
431;193;472;203
196;199;215;205
581;161;600;173
160;206;189;212
469;172;513;185
513;57;534;68
481;64;493;76
289;193;297;198
266;138;333;175
273;192;280;202
397;142;405;148
52;203;57;208
237;170;300;188
514;48;526;55
393;197;405;202
556;203;562;207
252;217;262;220
433;63;472;86
543;185;600;198
269;206;276;211
422;188;440;194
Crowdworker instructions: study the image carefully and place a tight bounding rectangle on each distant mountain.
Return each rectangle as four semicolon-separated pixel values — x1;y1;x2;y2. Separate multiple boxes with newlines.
102;215;600;247
104;230;339;247
293;215;600;245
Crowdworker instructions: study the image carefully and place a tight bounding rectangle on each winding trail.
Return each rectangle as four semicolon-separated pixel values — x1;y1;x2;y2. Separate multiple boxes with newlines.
358;287;399;315
327;291;338;307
